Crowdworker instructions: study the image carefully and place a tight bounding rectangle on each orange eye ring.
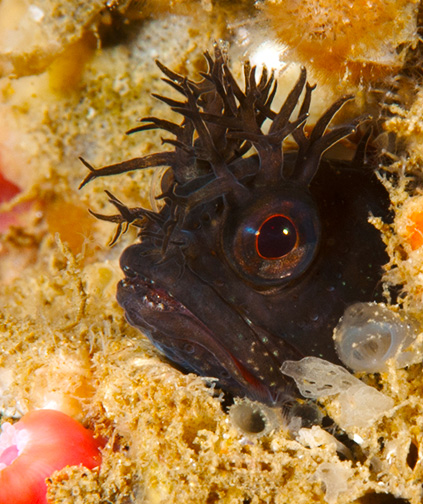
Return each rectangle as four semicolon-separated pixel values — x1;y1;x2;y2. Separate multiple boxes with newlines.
256;214;299;260
223;187;321;289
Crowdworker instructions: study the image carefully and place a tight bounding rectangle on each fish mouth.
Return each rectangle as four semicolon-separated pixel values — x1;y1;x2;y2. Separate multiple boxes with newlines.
118;273;188;325
116;249;300;405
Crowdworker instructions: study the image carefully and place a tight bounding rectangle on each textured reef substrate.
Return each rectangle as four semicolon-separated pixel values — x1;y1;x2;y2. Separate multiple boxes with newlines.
1;1;423;503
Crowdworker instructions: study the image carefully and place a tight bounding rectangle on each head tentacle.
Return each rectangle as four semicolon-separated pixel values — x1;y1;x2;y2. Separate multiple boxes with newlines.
80;47;364;247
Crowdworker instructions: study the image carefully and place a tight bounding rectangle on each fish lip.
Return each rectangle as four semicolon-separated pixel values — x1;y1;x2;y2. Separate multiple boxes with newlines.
117;272;182;315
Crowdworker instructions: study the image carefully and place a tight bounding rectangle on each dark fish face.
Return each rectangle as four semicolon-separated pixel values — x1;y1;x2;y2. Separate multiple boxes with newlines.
81;48;389;405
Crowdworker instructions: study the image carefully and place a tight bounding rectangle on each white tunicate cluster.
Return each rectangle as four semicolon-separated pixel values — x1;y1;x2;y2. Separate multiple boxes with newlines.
333;302;420;372
281;357;359;399
281;357;394;428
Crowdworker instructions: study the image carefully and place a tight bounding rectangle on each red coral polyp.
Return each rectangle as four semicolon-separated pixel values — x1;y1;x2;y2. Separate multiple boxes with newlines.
0;409;103;504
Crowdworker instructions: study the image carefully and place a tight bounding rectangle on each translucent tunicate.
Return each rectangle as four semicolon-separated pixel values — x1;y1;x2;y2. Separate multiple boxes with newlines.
281;357;360;398
281;357;394;428
289;401;323;430
228;398;286;438
333;302;419;373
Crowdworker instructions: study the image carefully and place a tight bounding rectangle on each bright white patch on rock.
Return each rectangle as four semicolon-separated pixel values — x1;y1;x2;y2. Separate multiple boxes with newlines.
28;5;45;22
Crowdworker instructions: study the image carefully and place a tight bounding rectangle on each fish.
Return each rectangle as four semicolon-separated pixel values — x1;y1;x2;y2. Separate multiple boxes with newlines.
80;47;389;405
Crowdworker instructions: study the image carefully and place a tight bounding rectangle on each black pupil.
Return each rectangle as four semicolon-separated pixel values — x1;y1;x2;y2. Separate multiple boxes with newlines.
257;215;297;259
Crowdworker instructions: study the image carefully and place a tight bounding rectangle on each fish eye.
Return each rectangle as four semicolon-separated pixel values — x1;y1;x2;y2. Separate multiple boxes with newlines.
256;214;298;259
223;188;321;289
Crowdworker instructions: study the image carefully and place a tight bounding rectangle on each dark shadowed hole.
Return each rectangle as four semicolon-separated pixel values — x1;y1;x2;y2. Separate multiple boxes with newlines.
406;440;419;470
334;432;366;463
231;404;266;434
321;415;335;430
245;410;266;433
219;391;235;414
357;493;410;504
206;491;219;504
96;10;145;47
290;402;323;429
